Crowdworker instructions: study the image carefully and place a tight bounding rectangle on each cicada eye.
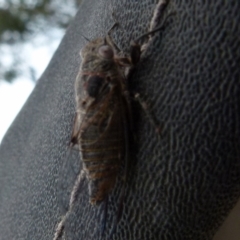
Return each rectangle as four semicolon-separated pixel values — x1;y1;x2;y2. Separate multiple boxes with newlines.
98;45;114;59
87;75;104;97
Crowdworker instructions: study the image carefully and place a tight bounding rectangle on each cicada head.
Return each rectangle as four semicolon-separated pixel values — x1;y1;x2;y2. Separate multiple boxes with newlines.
79;38;118;75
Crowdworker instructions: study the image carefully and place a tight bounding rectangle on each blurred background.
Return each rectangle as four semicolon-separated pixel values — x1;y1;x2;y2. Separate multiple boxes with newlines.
0;0;81;142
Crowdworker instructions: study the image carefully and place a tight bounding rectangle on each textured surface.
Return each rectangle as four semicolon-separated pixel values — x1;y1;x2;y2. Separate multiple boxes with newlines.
0;0;240;239
214;199;240;240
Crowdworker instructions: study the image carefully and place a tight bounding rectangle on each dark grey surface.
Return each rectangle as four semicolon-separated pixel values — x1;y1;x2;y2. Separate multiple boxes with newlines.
0;0;240;239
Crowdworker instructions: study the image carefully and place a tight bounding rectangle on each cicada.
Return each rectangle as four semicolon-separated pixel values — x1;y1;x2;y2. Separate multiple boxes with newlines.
54;31;165;240
53;30;135;240
71;35;133;205
53;2;171;238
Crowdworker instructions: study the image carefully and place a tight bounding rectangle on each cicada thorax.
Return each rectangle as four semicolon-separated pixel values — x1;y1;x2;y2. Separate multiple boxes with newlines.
73;37;130;205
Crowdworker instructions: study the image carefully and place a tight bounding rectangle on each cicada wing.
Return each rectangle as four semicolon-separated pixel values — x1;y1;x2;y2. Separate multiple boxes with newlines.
101;95;131;238
77;93;118;146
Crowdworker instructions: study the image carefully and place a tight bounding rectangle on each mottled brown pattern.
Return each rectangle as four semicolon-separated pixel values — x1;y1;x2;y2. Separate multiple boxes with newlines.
72;37;130;204
0;0;239;240
53;35;133;239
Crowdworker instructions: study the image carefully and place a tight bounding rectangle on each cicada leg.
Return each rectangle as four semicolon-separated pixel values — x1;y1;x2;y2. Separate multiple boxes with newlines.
53;170;86;240
134;93;161;135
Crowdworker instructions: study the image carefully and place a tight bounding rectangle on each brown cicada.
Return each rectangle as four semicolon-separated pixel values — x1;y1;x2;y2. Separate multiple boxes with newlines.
53;28;134;240
71;36;132;206
53;2;172;239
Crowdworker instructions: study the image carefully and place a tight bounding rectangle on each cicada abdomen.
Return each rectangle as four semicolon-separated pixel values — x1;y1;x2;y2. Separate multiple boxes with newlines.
71;37;131;205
